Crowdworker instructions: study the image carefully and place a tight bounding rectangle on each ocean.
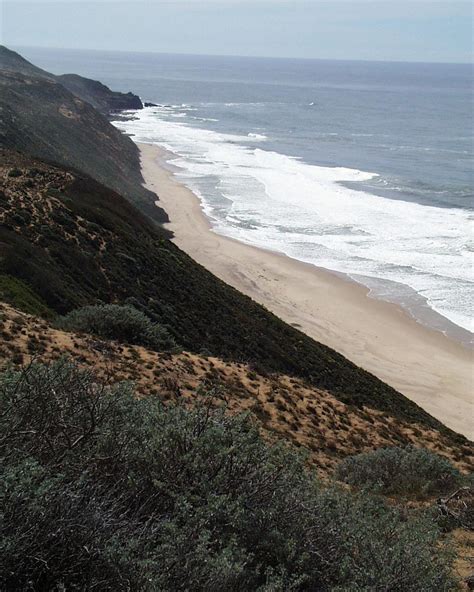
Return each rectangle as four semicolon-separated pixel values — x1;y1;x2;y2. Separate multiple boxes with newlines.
18;47;473;343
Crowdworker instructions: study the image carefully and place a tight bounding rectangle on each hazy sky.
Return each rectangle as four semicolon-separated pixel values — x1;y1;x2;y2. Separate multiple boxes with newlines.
1;1;472;63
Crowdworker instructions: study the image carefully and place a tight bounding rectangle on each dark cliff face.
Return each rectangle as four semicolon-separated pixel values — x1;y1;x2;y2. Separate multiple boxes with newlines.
0;62;164;224
0;45;143;114
57;74;143;113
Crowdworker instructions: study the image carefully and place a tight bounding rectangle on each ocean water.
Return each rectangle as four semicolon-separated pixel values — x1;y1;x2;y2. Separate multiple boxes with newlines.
19;48;473;343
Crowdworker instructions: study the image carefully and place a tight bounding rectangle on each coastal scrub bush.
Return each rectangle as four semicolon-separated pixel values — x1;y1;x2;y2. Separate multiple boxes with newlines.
0;361;458;591
1;460;132;591
56;303;177;350
335;446;463;496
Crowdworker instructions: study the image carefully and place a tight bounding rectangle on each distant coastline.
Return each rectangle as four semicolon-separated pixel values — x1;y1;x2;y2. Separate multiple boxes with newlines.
138;142;473;439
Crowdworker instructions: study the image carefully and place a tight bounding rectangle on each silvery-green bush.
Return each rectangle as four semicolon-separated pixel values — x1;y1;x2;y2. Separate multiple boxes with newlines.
57;303;177;350
0;361;458;591
335;446;463;496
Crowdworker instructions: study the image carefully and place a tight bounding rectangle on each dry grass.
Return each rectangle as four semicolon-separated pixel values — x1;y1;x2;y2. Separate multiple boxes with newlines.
1;302;472;476
453;529;474;588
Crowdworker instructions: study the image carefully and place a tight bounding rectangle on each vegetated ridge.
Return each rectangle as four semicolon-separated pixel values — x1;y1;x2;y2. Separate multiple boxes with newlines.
0;47;166;224
0;45;143;113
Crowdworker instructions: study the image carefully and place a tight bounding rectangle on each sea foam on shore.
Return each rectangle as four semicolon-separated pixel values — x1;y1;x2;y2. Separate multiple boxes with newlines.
114;107;473;343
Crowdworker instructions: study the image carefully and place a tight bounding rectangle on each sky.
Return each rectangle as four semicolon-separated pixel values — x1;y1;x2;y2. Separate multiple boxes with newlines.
1;1;472;63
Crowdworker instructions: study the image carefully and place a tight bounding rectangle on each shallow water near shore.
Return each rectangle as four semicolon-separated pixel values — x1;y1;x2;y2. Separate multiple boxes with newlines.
148;141;474;348
20;47;473;343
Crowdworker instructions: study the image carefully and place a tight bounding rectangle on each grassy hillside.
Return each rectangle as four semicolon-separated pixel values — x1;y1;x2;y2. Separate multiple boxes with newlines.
1;301;471;474
0;148;468;441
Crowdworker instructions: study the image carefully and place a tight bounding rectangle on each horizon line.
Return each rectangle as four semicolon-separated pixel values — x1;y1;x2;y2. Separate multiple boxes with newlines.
11;44;473;67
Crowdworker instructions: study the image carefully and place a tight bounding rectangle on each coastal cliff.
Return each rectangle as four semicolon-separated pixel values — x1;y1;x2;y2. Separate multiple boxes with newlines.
0;47;165;223
0;47;472;591
0;147;442;426
0;45;143;113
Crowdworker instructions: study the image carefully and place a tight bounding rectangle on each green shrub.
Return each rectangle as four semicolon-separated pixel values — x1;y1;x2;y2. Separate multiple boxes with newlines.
1;460;132;591
0;361;458;591
335;446;463;496
56;303;177;350
7;168;22;178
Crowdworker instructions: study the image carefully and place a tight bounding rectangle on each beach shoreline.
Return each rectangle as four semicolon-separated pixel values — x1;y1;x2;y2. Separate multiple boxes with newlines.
139;142;473;438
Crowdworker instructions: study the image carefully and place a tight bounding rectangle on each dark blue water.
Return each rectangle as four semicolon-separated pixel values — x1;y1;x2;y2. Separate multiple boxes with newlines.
18;47;473;337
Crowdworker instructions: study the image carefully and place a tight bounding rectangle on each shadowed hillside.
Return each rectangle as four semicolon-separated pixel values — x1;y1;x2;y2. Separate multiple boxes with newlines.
0;45;143;114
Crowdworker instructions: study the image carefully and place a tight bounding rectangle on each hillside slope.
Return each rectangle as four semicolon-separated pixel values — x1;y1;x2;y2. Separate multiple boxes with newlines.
0;45;143;113
1;302;471;474
0;50;166;224
0;45;54;78
0;148;469;444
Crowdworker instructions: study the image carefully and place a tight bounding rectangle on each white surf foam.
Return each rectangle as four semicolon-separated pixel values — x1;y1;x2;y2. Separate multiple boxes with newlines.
248;132;267;140
113;108;474;337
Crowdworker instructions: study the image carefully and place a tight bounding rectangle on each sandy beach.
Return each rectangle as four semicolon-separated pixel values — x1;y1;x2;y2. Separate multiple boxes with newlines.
139;142;473;438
